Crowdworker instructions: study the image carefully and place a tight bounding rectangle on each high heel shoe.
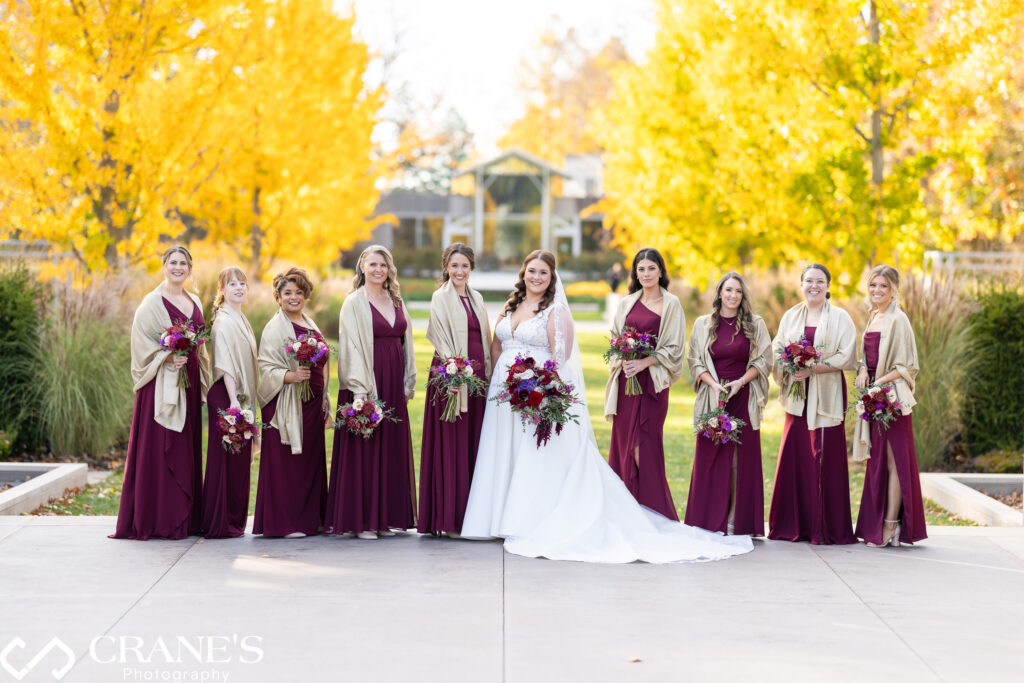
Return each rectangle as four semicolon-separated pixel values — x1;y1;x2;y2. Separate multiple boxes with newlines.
866;519;900;548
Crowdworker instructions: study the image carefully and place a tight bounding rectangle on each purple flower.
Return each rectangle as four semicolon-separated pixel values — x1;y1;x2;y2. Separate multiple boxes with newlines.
347;409;356;417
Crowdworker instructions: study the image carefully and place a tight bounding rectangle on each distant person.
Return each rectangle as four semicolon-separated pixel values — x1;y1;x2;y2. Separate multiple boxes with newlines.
418;243;492;537
853;265;926;547
112;246;208;541
607;262;625;293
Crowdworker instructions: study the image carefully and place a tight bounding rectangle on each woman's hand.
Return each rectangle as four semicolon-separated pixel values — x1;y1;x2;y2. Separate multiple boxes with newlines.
855;367;869;389
229;397;241;411
354;393;367;402
286;367;312;384
791;368;811;381
623;357;655;378
722;379;744;400
323;395;333;428
167;354;188;370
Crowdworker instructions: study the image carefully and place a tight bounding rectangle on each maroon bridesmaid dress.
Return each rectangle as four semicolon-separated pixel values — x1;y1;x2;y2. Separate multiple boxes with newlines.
417;296;487;534
684;316;764;535
768;325;857;544
325;305;417;534
854;331;927;545
607;301;678;520
201;378;251;538
252;322;328;537
112;298;204;540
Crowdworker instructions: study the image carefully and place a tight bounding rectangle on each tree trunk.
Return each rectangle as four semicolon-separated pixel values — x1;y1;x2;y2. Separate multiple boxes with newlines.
249;185;263;281
869;1;884;238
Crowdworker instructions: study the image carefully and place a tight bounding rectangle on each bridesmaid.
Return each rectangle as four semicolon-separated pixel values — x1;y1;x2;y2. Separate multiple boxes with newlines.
685;272;772;535
201;266;258;539
112;246;209;540
325;245;417;540
253;267;330;538
603;248;686;520
853;265;927;547
768;264;858;544
417;243;492;537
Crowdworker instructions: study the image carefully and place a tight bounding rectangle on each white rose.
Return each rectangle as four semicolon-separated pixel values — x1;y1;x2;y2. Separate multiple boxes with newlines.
464;365;474;377
291;342;301;352
243;431;252;439
352;398;365;411
868;386;882;396
446;362;458;374
225;414;236;425
241;409;254;423
626;338;637;348
228;426;236;433
518;369;535;380
708;417;719;428
307;337;317;346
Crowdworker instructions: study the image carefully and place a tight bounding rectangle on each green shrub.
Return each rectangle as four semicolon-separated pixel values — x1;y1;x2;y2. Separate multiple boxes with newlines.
900;275;979;470
0;261;46;457
36;279;135;458
962;284;1024;457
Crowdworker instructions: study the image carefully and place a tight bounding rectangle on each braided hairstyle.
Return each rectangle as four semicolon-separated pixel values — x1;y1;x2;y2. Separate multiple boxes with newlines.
210;266;248;324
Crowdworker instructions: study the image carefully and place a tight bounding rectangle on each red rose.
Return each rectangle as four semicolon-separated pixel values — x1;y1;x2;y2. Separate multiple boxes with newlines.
523;357;535;369
361;402;375;417
511;363;526;374
347;417;361;430
527;391;544;407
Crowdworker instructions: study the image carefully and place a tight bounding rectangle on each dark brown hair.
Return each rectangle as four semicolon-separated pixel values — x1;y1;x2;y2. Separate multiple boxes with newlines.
709;271;758;348
801;263;832;300
502;250;558;316
628;248;670;294
273;266;313;303
438;243;476;286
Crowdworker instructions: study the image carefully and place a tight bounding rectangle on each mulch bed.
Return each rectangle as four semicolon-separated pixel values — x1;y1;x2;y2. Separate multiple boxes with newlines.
985;490;1024;510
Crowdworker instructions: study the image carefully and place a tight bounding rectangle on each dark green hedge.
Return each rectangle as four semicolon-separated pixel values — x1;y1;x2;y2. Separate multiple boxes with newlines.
0;262;46;457
962;285;1024;456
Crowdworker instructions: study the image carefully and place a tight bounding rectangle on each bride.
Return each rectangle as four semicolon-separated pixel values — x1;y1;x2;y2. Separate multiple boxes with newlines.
461;250;754;563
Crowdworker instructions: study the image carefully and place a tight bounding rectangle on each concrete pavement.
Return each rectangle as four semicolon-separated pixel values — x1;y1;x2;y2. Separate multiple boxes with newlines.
1;517;1021;682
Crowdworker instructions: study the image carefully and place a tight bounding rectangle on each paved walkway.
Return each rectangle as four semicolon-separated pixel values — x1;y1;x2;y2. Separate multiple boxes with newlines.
1;518;1021;682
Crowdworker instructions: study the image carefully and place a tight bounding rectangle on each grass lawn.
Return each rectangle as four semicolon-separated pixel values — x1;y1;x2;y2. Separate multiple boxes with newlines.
33;330;974;527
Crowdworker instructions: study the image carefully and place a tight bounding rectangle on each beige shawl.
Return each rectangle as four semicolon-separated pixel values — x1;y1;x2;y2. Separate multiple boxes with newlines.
210;306;259;408
337;287;417;400
130;285;210;432
687;314;773;430
257;308;322;454
603;289;686;420
425;280;493;414
851;302;919;461
773;300;857;429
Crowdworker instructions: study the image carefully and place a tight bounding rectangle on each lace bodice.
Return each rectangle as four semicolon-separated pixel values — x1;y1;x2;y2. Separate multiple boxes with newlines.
495;304;570;365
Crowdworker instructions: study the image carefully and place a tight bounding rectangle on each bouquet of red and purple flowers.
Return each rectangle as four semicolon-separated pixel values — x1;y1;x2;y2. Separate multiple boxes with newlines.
285;332;331;401
216;406;260;455
603;326;658;396
492;355;580;448
693;389;748;445
853;383;904;431
334;397;396;439
157;320;210;388
776;336;824;401
428;355;487;422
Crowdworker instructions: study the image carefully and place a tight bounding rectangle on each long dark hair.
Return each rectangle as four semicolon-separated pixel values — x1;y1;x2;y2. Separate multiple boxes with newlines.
502;250;558;316
801;263;832;300
437;243;476;286
709;271;757;348
627;248;670;294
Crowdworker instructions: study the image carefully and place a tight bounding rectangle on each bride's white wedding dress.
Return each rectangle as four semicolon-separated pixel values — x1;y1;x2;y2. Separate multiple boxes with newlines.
461;297;754;563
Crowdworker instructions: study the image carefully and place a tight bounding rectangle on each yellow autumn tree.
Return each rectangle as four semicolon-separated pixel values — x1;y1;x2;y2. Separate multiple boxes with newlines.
597;0;1024;288
500;20;630;166
186;0;384;279
0;0;239;274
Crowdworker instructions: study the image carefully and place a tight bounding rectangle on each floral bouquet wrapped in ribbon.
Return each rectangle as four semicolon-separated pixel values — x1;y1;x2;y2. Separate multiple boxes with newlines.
693;388;748;445
216;406;260;455
334;397;396;439
775;336;824;401
603;326;658;396
428;355;487;422
491;355;580;448
157;320;210;388
852;383;904;431
285;332;331;401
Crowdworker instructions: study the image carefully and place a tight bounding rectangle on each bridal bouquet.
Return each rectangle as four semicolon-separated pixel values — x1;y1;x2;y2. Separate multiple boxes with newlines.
216;406;260;455
852;383;904;431
492;355;580;448
157;320;210;388
285;332;331;401
693;390;748;445
428;355;487;422
775;336;824;401
603;326;658;396
334;397;396;439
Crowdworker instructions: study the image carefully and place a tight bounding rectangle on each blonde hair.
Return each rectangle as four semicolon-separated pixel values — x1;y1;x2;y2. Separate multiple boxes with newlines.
867;264;901;310
353;245;402;307
160;245;197;292
211;266;248;322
